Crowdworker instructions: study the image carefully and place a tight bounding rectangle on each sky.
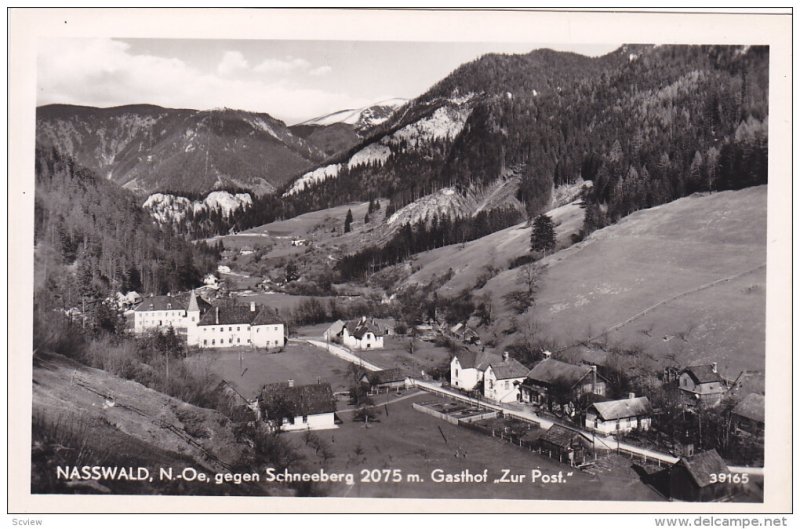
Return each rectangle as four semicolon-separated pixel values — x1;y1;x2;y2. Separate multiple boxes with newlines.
37;38;620;125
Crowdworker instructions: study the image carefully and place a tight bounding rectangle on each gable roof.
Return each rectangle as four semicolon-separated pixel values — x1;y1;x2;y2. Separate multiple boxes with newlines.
365;368;406;385
487;357;529;380
527;359;599;388
681;365;725;385
591;396;652;420
343;318;383;340
453;348;501;371
260;382;336;417
678;449;729;488
540;425;582;448
732;393;765;424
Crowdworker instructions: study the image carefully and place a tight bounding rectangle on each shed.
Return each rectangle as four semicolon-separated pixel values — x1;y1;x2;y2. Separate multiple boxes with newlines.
669;449;731;502
361;368;407;392
538;425;590;466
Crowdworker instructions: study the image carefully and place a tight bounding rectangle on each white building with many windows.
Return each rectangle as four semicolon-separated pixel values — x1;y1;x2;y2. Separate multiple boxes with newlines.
188;302;285;349
133;291;211;335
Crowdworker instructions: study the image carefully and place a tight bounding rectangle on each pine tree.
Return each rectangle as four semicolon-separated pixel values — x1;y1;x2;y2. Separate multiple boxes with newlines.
344;209;353;233
531;214;556;255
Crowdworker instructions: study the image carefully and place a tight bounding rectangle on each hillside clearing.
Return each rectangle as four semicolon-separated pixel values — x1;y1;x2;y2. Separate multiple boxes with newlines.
479;187;767;389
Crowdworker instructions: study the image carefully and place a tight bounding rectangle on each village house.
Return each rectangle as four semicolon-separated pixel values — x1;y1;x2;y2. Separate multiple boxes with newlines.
203;274;219;289
360;368;408;394
731;393;765;436
187;302;285;349
260;381;337;432
322;320;346;342
678;363;727;406
520;358;608;408
450;347;498;392
329;317;385;350
483;352;529;403
585;394;653;435
133;290;212;335
669;449;732;502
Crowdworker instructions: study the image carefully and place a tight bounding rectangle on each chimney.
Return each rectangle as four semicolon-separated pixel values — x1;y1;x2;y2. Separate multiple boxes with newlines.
591;365;597;394
628;392;635;399
167;292;171;297
712;362;718;373
215;307;219;325
502;351;509;362
250;301;256;312
287;379;294;388
361;315;367;324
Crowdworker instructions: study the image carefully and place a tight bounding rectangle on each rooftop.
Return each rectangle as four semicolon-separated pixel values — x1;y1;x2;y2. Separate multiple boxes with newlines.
732;393;765;424
590;396;652;421
453;347;502;371
681;365;725;385
488;356;529;380
678;449;729;488
260;382;336;417
133;291;211;313
526;358;598;387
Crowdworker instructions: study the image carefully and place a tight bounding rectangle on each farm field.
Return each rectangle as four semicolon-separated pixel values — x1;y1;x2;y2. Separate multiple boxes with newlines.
186;341;357;398
286;392;664;501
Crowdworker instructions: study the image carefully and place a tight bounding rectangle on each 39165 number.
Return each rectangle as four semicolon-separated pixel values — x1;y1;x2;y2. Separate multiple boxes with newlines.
709;473;749;484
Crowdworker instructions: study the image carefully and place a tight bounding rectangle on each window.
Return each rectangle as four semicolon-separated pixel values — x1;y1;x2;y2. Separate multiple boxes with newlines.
274;326;278;331
229;327;232;331
229;338;233;344
302;416;308;424
237;326;240;331
212;339;215;345
455;369;459;377
203;340;207;346
237;338;240;343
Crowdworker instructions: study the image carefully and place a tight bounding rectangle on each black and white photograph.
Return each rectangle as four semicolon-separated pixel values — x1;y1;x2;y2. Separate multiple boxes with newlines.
7;7;792;516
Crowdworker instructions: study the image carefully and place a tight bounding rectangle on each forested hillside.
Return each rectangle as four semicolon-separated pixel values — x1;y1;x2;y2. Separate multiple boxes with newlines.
33;148;218;325
201;45;768;243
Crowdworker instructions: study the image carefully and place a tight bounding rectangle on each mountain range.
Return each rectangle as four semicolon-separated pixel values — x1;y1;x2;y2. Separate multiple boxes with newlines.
35;44;768;244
